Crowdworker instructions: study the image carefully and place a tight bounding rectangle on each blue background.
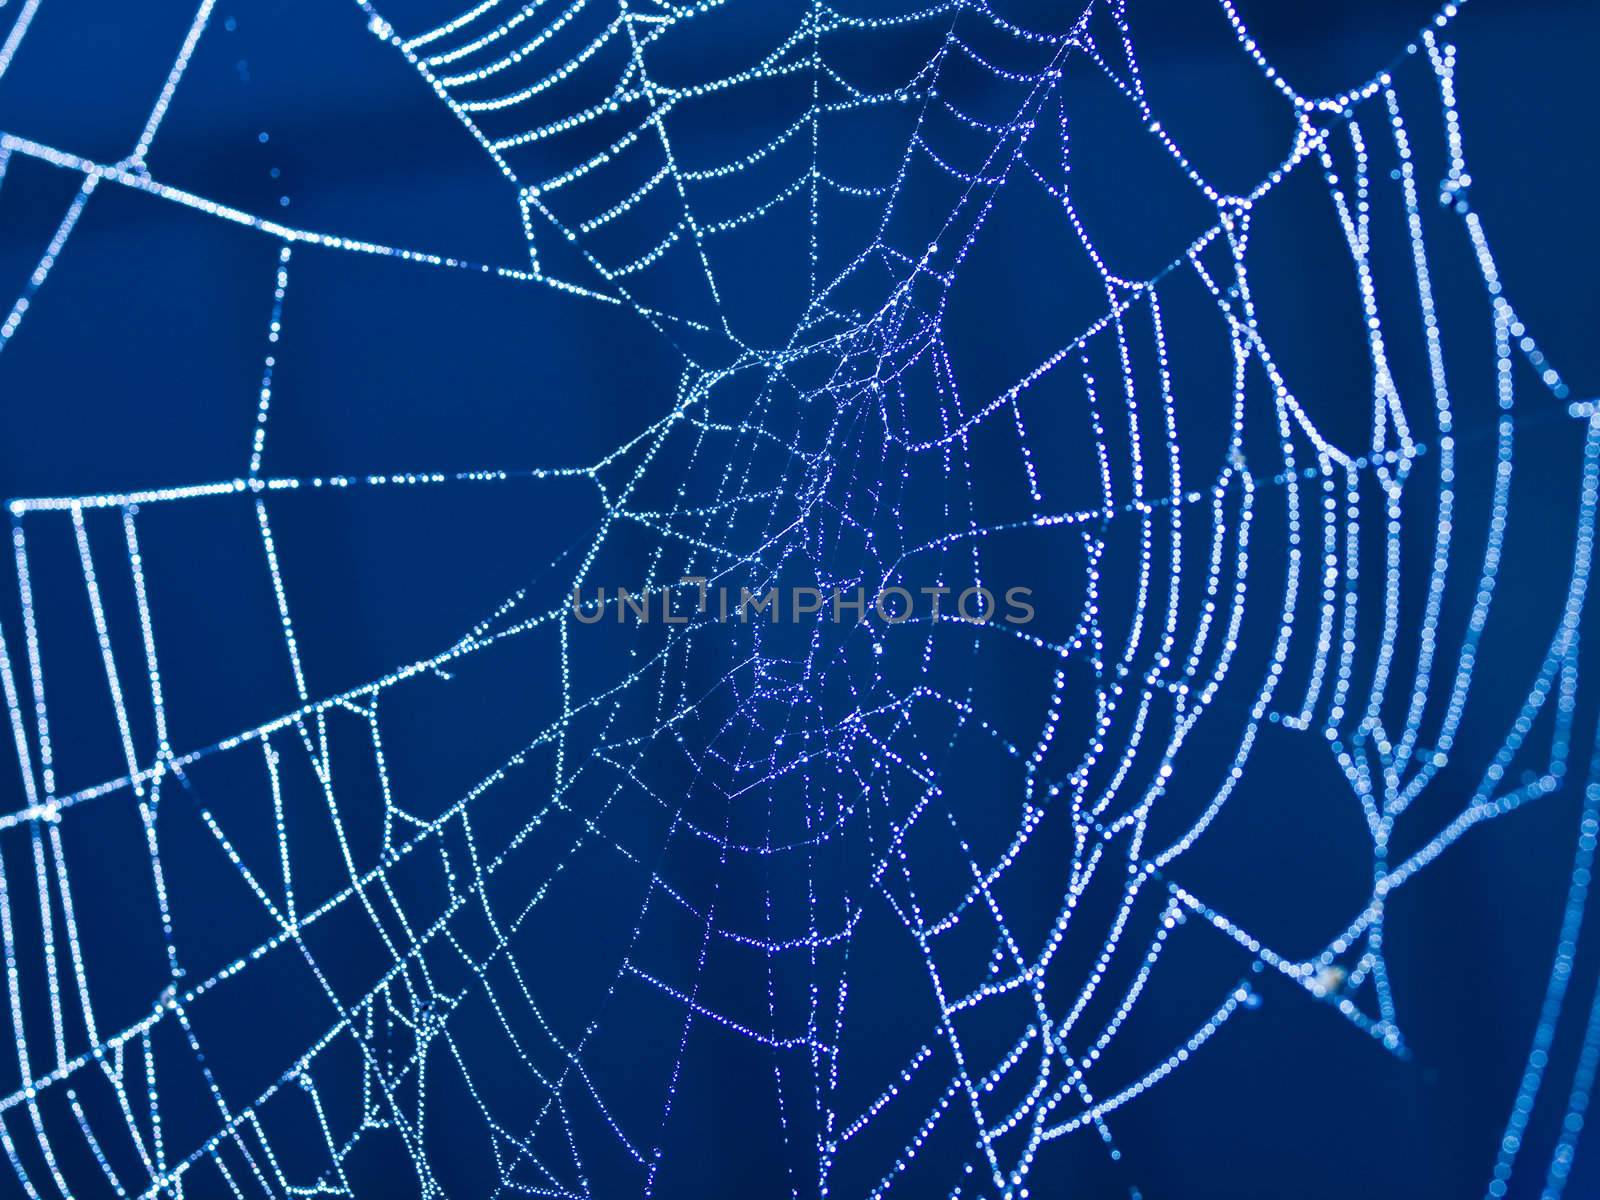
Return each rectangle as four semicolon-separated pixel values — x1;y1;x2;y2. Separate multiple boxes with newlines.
0;1;1598;1196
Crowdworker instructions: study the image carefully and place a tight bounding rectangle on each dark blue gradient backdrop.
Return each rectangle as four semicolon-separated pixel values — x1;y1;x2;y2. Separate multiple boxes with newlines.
0;2;1597;1198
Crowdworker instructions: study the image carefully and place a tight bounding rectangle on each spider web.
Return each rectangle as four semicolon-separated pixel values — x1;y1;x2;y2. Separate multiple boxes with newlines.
0;0;1594;1196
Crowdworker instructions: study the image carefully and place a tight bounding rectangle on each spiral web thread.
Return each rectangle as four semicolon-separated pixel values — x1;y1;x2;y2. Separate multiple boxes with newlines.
0;0;1594;1196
